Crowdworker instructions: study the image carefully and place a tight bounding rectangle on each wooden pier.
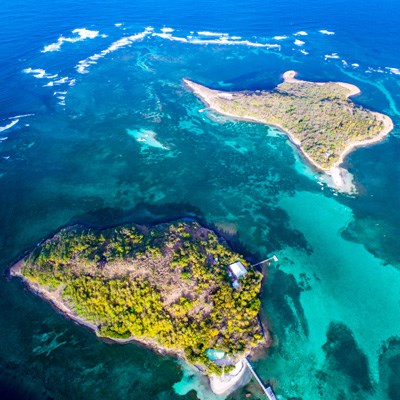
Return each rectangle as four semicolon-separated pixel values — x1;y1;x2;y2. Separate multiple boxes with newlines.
244;358;277;400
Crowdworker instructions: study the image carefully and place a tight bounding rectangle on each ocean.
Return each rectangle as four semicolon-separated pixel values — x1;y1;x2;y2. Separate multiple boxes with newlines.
0;0;400;399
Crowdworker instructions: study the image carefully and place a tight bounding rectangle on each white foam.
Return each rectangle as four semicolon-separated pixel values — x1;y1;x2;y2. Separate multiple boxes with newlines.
54;77;69;84
324;53;340;60
366;67;385;74
187;36;280;48
0;137;7;141
53;91;67;96
44;76;74;87
42;43;62;52
73;28;99;39
342;60;348;66
9;114;34;119
386;67;400;75
351;63;360;67
274;35;288;40
76;30;149;74
0;119;19;132
319;29;335;35
115;23;122;27
153;33;188;42
300;49;309;55
75;29;280;74
161;27;174;33
294;31;308;36
294;39;305;46
23;68;57;79
41;28;100;53
197;31;228;37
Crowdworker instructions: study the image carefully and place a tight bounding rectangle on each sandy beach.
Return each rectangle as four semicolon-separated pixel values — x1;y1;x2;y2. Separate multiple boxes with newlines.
184;71;394;192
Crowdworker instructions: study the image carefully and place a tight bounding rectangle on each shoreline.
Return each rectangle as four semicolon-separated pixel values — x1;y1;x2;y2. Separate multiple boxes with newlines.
184;71;394;192
10;255;268;396
183;78;327;174
10;260;184;358
282;70;362;97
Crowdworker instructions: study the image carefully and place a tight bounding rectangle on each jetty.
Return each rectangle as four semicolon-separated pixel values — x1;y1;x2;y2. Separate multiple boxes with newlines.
244;358;277;400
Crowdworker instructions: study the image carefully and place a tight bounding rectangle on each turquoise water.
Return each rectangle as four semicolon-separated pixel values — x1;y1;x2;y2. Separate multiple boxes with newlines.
1;1;400;399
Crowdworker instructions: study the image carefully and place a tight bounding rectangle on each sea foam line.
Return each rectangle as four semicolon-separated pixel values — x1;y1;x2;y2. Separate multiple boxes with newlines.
9;114;34;119
76;29;151;74
198;31;228;37
152;33;188;42
42;76;75;87
274;35;288;40
319;29;335;35
187;37;280;48
150;27;280;48
324;53;340;60
41;28;100;53
161;27;175;33
294;31;308;36
0;119;19;132
386;67;400;75
76;27;281;75
23;68;57;79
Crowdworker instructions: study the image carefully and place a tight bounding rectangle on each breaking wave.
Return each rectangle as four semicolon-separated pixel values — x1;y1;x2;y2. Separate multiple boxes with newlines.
324;53;340;60
23;68;57;79
294;31;308;36
76;29;152;74
41;28;100;53
319;29;335;35
0;119;19;132
386;67;400;75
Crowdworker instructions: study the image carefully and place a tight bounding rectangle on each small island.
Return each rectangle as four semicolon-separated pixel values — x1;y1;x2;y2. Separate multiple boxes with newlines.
11;221;266;394
184;71;394;191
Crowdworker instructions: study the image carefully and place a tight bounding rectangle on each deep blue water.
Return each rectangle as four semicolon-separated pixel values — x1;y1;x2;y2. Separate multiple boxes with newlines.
1;1;400;399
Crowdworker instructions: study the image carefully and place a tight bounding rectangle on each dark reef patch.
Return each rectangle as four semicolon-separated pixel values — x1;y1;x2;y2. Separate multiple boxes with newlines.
322;322;372;393
262;267;309;339
342;218;400;268
378;337;400;400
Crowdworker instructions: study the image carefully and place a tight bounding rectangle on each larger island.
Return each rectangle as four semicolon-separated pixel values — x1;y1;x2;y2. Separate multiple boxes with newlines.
184;71;393;191
11;220;266;394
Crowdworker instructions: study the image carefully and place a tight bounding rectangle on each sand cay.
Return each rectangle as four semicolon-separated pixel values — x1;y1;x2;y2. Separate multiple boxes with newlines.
184;71;394;192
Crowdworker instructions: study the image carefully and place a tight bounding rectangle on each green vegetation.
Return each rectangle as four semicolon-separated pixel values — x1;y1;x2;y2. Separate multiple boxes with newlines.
187;76;387;169
20;221;263;374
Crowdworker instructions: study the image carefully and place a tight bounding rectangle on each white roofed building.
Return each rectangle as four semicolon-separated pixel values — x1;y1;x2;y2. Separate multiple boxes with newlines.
228;261;247;288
